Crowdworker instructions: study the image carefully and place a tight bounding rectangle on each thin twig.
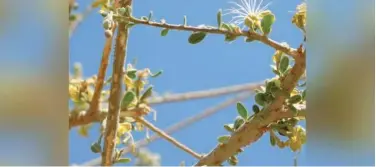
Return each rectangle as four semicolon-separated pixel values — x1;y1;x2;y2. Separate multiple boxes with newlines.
194;48;306;166
136;117;202;159
101;0;132;165
129;17;299;59
80;92;253;166
148;82;263;104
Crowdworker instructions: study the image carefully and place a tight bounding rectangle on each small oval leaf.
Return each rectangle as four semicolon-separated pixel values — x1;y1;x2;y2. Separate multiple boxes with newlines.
255;93;266;106
252;105;260;114
140;86;153;102
90;142;102;153
236;102;248;119
233;116;245;130
151;70;163;78
183;15;187;26
188;32;207;44
270;134;276;146
289;95;302;104
161;28;169;36
217;9;222;28
261;12;275;36
121;91;135;109
126;70;137;79
278;55;289;74
224;124;234;132
116;158;131;164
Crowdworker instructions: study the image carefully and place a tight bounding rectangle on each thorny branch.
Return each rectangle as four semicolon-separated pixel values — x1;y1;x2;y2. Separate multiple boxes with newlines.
194;48;306;166
80;92;253;166
101;0;132;165
85;23;117;125
129;17;299;59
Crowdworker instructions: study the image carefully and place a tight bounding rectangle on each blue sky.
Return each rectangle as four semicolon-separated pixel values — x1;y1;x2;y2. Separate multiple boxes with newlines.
69;0;306;165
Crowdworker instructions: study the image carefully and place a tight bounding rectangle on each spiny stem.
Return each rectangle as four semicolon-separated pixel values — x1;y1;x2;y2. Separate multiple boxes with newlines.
129;17;299;59
101;0;132;165
195;49;306;166
135;117;202;159
86;24;117;122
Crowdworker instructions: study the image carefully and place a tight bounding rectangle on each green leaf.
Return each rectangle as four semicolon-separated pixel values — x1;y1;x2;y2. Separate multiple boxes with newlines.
270;134;276;146
161;28;169;36
302;89;306;100
151;70;163;77
278;55;289;74
252;105;260;114
255;93;266;106
90;142;102;153
289;95;302;104
236;102;248;120
222;23;232;31
140;86;153;102
217;135;231;144
148;11;153;21
121;91;135;109
233;116;245;130
261;12;275;36
69;14;77;21
225;34;237;42
125;6;132;16
141;16;148;21
224;124;234;132
126;70;137;79
116;158;131;164
188;32;207;44
117;7;127;16
183;15;187;26
217;9;222;28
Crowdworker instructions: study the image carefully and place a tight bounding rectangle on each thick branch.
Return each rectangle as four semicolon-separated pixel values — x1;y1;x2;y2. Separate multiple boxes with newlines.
129;17;299;58
101;0;132;165
80;92;253;166
85;25;117;122
194;48;306;166
136;117;202;159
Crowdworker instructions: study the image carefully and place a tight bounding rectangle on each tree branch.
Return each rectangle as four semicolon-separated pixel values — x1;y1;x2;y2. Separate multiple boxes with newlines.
79;92;253;166
194;48;306;166
129;17;298;59
84;25;117;125
69;81;263;128
148;82;263;104
136;117;202;159
101;0;132;165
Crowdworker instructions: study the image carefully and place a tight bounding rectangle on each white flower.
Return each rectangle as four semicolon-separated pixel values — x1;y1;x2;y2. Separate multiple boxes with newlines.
224;0;272;29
